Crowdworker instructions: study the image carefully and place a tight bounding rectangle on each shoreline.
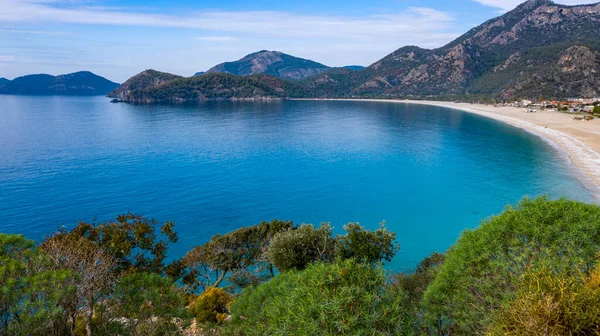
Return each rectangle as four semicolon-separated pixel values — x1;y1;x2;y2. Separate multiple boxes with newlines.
293;98;600;199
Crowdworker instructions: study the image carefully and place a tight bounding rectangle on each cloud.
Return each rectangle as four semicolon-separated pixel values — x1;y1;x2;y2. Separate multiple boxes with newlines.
0;0;456;43
472;0;599;12
0;55;15;62
195;36;238;42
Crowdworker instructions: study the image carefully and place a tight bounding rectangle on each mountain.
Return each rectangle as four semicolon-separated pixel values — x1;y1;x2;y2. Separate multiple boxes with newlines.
343;0;600;99
119;73;308;103
0;77;9;85
343;66;365;71
194;72;205;76
205;50;330;80
107;69;182;99
115;0;600;102
0;72;119;95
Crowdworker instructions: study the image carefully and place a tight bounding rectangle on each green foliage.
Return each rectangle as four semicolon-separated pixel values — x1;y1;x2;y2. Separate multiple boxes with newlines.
423;197;600;334
265;223;335;272
229;259;416;335
190;287;233;324
266;222;400;273
98;272;189;336
488;264;600;335
335;222;399;264
394;252;445;303
180;220;293;291
0;234;72;336
593;105;600;114
65;213;178;275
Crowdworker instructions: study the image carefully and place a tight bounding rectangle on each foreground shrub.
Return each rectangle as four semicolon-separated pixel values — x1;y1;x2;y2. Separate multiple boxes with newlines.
0;234;72;336
95;272;189;335
191;287;233;324
228;259;415;335
424;197;600;334
488;264;600;335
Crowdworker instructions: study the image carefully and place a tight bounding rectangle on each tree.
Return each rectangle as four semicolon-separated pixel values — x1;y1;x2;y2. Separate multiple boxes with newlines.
265;223;335;272
65;213;178;275
266;222;399;273
41;234;116;336
0;234;72;336
593;105;600;114
228;259;416;335
423;197;600;334
335;222;399;264
179;220;293;291
98;273;188;336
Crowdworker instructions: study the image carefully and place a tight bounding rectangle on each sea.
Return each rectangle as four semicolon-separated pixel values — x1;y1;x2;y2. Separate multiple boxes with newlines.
0;96;595;270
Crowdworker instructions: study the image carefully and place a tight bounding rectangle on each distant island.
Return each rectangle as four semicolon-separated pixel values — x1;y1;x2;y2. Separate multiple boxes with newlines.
0;71;119;96
109;0;600;103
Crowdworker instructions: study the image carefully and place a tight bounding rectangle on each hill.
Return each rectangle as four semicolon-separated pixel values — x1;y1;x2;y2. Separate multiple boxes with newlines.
205;50;330;80
119;73;309;103
0;77;9;85
114;0;600;101
0;71;119;95
351;0;600;99
107;69;182;99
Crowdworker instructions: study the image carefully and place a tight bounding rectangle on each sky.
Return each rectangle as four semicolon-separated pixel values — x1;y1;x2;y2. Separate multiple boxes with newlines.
0;0;596;82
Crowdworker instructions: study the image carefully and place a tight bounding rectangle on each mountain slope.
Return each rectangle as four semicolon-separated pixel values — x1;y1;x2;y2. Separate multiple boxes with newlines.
107;69;182;99
205;51;330;80
120;73;309;103
0;77;9;85
0;72;119;95
346;0;600;98
114;0;600;102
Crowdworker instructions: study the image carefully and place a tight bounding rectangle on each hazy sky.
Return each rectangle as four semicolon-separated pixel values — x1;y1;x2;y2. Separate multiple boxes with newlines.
0;0;596;82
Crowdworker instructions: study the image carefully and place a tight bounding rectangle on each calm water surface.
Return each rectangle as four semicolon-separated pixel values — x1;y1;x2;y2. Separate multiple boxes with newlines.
0;96;595;270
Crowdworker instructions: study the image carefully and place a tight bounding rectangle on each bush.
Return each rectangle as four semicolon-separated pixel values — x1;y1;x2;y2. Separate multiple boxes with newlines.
335;222;399;264
228;259;416;335
423;197;600;334
266;222;399;273
265;224;335;272
488;264;600;335
191;287;233;324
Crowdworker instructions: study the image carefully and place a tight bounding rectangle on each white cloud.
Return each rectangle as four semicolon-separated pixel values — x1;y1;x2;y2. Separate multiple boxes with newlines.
195;36;238;42
0;0;456;42
0;55;15;62
472;0;599;12
0;0;463;81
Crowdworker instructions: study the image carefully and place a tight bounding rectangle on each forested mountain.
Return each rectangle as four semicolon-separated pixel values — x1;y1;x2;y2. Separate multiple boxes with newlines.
205;50;330;80
119;73;309;103
107;69;182;100
113;0;600;102
0;71;119;95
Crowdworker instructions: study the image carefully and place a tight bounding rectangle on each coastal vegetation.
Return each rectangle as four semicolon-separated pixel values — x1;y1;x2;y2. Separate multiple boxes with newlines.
2;197;600;335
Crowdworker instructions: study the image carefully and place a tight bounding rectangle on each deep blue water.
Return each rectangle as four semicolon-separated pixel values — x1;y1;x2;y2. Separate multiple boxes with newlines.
0;96;595;270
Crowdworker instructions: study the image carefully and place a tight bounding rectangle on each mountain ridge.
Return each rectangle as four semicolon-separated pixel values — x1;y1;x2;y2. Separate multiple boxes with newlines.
204;50;330;80
0;71;119;96
112;0;600;102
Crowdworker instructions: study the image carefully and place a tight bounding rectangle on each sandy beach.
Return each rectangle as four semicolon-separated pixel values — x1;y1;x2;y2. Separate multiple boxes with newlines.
297;99;600;196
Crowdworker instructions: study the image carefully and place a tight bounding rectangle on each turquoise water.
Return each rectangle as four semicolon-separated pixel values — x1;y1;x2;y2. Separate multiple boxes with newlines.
0;96;595;270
